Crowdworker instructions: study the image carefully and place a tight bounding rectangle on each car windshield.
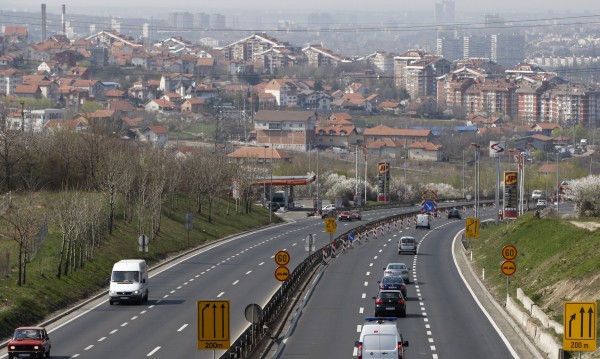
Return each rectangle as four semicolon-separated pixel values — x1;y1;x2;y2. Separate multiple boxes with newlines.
14;329;42;340
383;277;403;284
112;271;140;282
388;264;406;270
379;292;400;299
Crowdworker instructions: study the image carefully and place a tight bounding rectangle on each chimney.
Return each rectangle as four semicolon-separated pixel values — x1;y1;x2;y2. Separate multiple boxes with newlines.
41;4;46;40
61;4;66;35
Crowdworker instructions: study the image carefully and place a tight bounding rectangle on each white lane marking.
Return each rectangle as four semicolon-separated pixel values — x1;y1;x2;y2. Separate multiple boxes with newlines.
147;346;161;356
259;262;265;266
177;286;182;290
140;310;146;314
245;270;252;275
110;329;117;334
357;325;362;332
217;292;225;298
362;293;366;299
178;324;188;332
232;280;239;285
131;316;138;320
359;307;364;313
72;354;80;357
163;295;169;298
148;305;155;308
170;290;176;294
366;271;370;276
84;345;94;350
364;282;369;286
121;322;128;327
98;337;106;342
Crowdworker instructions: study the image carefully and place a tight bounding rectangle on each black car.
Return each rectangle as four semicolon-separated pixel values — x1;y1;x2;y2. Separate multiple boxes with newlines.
373;289;406;318
448;208;462;219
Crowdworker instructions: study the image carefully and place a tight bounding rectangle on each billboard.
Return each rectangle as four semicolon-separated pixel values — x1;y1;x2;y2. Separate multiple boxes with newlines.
377;162;390;202
503;171;518;219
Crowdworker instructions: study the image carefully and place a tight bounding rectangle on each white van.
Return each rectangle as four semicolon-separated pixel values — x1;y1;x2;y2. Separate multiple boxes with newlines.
415;214;431;229
355;317;409;359
109;259;149;305
398;236;417;255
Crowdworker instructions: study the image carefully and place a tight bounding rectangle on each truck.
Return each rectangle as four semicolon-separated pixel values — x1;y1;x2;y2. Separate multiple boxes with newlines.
271;190;294;209
109;259;149;305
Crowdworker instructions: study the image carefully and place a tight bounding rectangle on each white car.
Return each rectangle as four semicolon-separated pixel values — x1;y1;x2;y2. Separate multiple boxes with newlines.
531;190;543;199
321;204;336;211
355;318;409;359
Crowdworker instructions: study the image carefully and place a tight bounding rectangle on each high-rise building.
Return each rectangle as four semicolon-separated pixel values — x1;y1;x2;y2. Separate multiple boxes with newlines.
435;0;455;26
209;14;226;29
168;11;193;29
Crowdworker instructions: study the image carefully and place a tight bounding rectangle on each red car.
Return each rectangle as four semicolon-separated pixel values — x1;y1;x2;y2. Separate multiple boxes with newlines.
337;211;353;221
8;327;51;359
350;210;362;221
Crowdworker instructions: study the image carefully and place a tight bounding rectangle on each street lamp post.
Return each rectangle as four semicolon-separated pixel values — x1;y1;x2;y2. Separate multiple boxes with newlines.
470;143;480;219
19;101;25;132
269;146;273;224
556;151;560;218
263;145;268;207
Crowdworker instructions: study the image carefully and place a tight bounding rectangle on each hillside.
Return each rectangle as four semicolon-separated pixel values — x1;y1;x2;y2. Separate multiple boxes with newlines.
471;213;600;356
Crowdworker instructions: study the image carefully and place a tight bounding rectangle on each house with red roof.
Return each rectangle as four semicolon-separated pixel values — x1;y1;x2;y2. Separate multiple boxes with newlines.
142;125;169;148
363;124;433;145
408;141;442;161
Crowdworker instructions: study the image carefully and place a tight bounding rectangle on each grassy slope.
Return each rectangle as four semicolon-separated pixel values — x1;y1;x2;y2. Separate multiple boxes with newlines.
471;213;600;351
0;194;279;339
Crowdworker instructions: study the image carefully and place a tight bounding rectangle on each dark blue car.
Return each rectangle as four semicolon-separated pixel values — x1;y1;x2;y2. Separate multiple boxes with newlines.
377;276;407;298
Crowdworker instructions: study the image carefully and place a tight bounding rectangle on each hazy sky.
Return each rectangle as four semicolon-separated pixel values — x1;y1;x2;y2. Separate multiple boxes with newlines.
5;0;600;18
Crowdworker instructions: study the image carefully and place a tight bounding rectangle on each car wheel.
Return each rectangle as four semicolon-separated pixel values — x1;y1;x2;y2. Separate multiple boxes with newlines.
427;225;430;229
8;354;13;359
400;310;407;318
145;290;149;303
45;348;50;358
109;300;114;305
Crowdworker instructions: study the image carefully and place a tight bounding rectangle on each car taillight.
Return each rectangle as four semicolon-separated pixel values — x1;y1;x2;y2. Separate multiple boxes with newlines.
398;298;405;305
357;343;363;359
375;298;383;304
397;342;403;358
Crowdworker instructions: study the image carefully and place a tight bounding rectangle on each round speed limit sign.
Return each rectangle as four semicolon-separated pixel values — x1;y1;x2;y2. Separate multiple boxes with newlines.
501;245;517;260
274;250;290;266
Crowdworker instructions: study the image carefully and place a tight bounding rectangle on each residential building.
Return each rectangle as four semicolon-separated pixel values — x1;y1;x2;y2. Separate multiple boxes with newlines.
253;110;317;152
302;45;352;67
408;141;442;161
363;124;433;145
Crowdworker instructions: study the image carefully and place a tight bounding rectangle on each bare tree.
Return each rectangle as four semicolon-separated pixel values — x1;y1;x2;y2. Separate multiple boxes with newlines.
2;199;41;285
0;130;27;191
95;140;135;234
53;191;83;279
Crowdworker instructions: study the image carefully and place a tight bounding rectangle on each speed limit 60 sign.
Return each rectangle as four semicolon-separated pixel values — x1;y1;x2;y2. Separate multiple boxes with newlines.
502;245;517;260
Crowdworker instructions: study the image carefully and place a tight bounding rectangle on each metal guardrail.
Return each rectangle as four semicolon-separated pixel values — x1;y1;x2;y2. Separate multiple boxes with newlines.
221;200;495;358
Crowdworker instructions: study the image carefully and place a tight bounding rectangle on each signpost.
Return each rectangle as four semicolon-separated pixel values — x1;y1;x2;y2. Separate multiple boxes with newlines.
563;301;597;352
500;245;517;301
274;250;290;282
500;260;517;276
465;217;480;238
501;245;517;261
197;300;230;350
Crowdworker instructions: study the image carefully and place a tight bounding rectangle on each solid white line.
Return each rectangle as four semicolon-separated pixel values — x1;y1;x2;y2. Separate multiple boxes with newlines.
178;324;188;332
452;231;520;358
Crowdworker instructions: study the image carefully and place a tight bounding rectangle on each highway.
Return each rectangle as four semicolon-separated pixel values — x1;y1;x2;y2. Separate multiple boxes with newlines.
274;211;517;359
0;205;409;359
0;204;536;359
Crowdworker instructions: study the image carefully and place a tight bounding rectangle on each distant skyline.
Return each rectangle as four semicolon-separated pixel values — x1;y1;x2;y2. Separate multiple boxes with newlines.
4;0;600;20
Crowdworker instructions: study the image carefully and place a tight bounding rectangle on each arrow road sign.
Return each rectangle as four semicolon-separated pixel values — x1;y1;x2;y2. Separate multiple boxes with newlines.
564;301;597;352
489;141;506;157
197;300;230;350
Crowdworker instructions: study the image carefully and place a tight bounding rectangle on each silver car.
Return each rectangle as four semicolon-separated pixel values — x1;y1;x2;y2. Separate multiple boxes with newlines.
383;263;411;284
